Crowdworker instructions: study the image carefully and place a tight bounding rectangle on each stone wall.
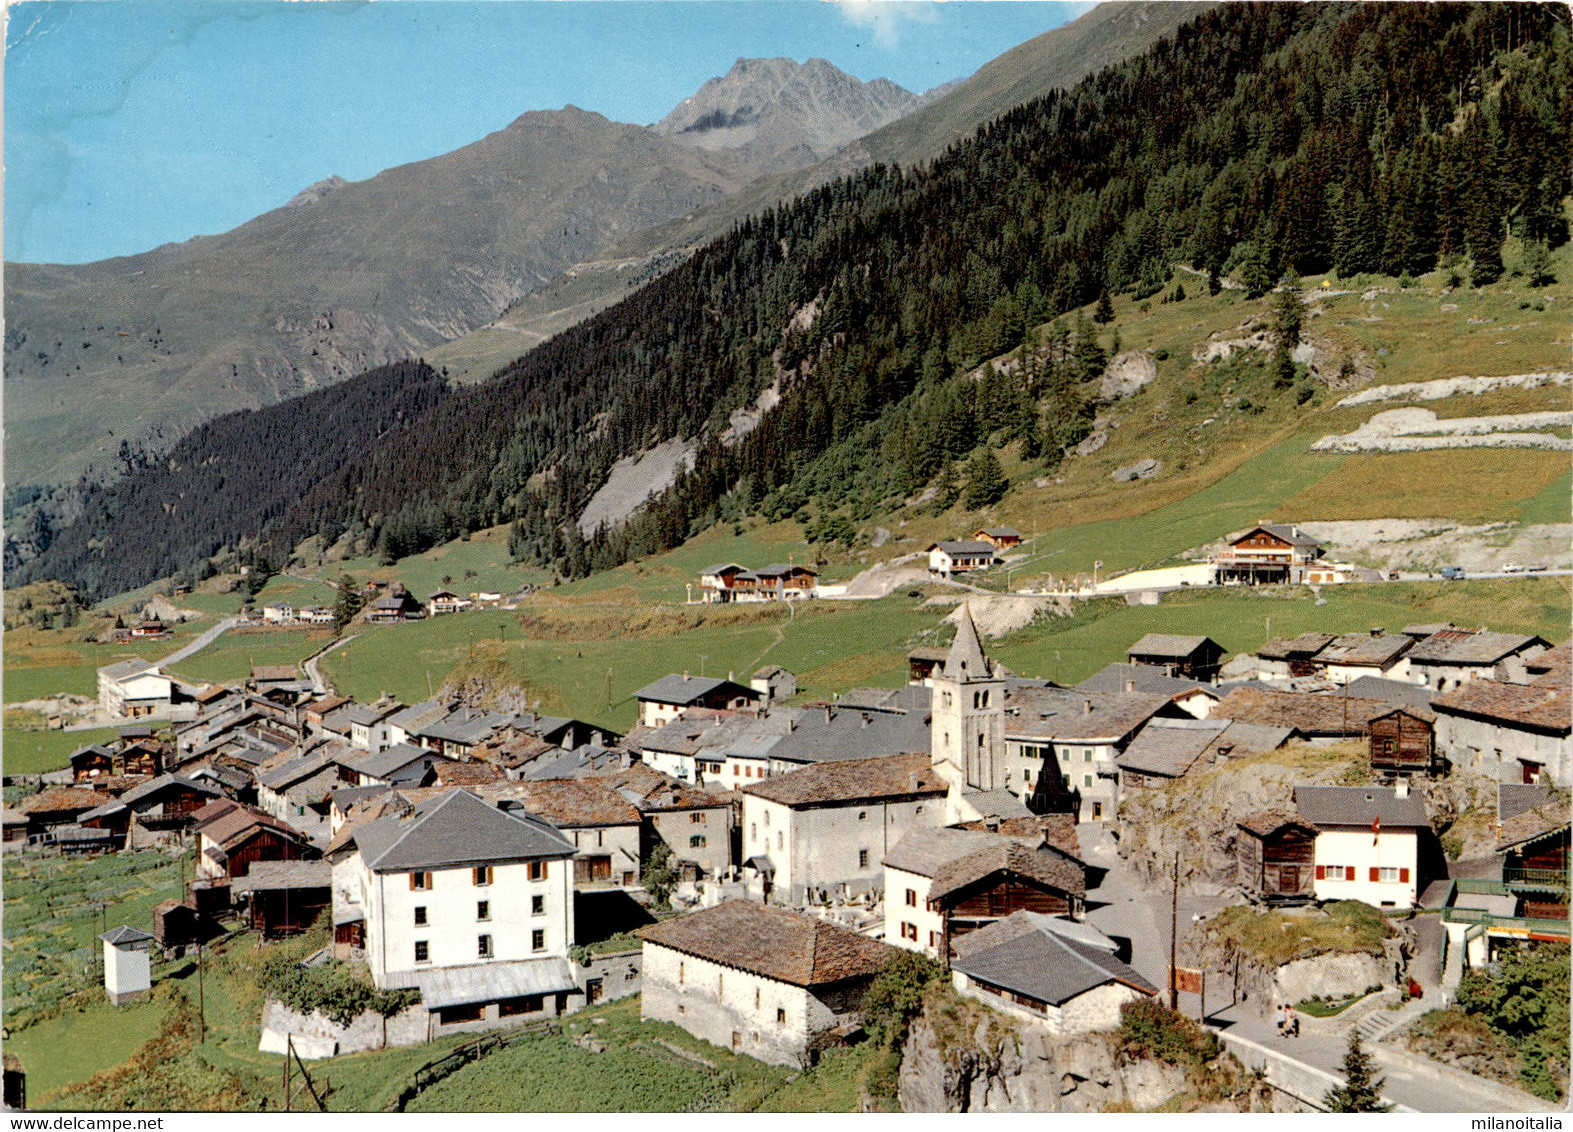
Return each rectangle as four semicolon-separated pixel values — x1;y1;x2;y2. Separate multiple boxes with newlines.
259;999;429;1056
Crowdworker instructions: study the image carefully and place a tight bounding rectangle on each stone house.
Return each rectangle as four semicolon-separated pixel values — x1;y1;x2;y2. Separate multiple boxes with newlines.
637;899;895;1066
883;825;1086;959
926;541;998;577
1125;635;1225;681
949;912;1157;1035
1432;677;1571;786
632;674;759;729
1405;630;1551;693
741;752;949;903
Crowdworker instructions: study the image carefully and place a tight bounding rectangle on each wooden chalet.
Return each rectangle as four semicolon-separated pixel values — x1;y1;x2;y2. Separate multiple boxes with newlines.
192;799;319;883
1212;523;1324;585
70;744;117;781
907;646;951;684
1235;811;1317;904
1126;634;1225;681
1497;789;1569;921
974;527;1024;550
232;860;332;938
152;899;206;953
1368;706;1440;777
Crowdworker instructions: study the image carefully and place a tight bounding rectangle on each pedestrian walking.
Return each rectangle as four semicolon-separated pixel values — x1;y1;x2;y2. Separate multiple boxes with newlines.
1286;1005;1299;1038
1276;1003;1286;1038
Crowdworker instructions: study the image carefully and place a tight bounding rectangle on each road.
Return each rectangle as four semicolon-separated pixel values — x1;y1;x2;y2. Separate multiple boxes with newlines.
303;634;357;694
157;616;240;669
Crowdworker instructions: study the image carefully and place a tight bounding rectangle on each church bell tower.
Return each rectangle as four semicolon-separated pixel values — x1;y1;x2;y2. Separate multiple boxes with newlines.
930;602;1006;791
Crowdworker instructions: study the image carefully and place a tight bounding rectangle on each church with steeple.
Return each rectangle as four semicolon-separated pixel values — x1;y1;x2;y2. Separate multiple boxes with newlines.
929;603;1008;793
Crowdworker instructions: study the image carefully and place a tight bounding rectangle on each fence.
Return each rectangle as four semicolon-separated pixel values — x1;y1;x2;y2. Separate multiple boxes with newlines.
383;1020;559;1111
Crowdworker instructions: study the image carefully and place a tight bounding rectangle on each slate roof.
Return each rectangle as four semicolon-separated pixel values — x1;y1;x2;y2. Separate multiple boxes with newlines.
1076;663;1217;701
699;563;746;577
347;742;450;783
632;675;754;706
1499;782;1554;823
929;540;996;556
1213;686;1389;735
100;925;154;945
1128;634;1219;660
1316;632;1414;668
70;744;118;765
419;708;514;746
1239;523;1323;548
386;698;452;734
1345;676;1437;711
118;773;222;808
343;702;402;726
352;789;576;872
635;900;895;987
952;813;1082;861
1408;631;1549;667
952;911;1116;958
953;923;1157;1006
1432;679;1571;735
402;958;577;1005
99;657;159;682
960;789;1033;821
977;527;1023;539
1116;718;1232;778
1294;785;1429;829
743;752;946;807
193;800;310;849
256;746;351;792
1525;641;1572;685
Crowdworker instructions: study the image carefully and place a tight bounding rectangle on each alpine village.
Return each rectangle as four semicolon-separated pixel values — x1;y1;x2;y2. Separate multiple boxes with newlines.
3;0;1571;1117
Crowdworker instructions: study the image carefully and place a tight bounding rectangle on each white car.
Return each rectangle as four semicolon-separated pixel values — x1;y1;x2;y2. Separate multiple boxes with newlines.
1503;563;1523;573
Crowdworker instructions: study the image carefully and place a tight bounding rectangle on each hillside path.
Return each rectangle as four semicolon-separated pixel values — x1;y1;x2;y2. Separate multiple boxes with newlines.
304;634;357;695
158;617;239;668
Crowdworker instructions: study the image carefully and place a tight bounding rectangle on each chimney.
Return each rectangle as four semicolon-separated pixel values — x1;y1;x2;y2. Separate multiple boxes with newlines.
1370;627;1385;637
789;717;797;732
1394;778;1410;799
908;772;919;792
683;671;690;682
1125;679;1136;694
824;704;833;724
1083;699;1094;716
728;670;735;681
861;712;871;727
985;815;1001;832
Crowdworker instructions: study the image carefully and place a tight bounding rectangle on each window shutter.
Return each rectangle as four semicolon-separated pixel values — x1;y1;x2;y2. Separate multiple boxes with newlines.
1399;867;1410;883
1370;867;1380;882
1315;865;1325;880
1346;866;1356;881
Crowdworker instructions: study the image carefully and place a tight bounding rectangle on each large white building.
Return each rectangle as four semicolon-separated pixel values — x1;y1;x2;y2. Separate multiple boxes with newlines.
1296;784;1427;908
97;658;173;719
330;788;582;1031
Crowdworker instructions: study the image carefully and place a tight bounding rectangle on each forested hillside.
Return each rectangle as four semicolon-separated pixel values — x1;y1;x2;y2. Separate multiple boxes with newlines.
19;2;1570;602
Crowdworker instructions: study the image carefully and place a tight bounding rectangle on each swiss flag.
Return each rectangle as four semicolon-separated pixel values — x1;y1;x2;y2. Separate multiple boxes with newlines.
1372;813;1381;845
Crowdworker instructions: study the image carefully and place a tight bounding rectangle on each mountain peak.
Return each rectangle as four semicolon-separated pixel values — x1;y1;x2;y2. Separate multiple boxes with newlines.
653;55;918;162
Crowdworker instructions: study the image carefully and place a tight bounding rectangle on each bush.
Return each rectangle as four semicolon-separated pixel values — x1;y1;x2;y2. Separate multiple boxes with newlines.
257;953;418;1027
1117;998;1219;1069
862;952;946;1048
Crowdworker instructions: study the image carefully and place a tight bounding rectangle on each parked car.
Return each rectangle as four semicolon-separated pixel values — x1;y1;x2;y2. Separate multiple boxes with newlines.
1439;565;1466;580
1503;562;1523;573
1527;564;1549;572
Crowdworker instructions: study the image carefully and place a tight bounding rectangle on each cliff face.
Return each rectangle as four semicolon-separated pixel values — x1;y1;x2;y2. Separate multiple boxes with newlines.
896;1001;1273;1113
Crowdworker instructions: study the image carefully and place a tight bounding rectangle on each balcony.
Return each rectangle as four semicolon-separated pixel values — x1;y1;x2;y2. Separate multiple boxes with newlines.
1503;866;1569;894
1441;906;1569;941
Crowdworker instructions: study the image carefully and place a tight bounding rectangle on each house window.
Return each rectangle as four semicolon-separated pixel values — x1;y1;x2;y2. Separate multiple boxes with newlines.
929;931;939;950
755;988;761;1009
690;812;704;824
414;906;428;926
763;810;770;827
528;860;547;881
532;894;545;915
776;1008;786;1024
1083;774;1093;788
474;865;493;886
750;823;757;842
690;834;706;849
858;849;869;869
531;929;546;952
414;940;429;963
777;832;784;850
1083;750;1092;762
858;811;868;821
679;962;686;985
901;922;918;940
915;805;923;815
478;934;493;958
905;888;917;907
410;871;431;890
477;901;490;921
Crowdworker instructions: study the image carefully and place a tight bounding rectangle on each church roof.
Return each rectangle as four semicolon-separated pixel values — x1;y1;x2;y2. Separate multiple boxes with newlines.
944;603;993;681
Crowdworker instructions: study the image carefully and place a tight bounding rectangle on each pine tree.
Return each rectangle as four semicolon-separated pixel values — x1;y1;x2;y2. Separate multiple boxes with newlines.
1324;1033;1389;1112
1093;289;1116;324
1273;272;1303;350
1521;240;1556;288
962;449;1009;510
332;573;363;634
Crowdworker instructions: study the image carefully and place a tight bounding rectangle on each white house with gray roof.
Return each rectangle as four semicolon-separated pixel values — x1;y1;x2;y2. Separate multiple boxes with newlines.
633;674;759;729
332;788;581;1032
1297;783;1428;907
97;658;173;719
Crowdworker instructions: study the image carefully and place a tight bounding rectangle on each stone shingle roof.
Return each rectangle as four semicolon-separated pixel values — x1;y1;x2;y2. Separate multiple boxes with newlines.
1496;798;1570;852
1257;633;1336;661
929;540;997;555
353;788;576;872
100;925;154;945
19;787;116;815
99;657;161;682
636;900;895;988
743;752;946;808
192;799;310;849
1115;719;1232;779
1128;634;1218;660
952;813;1082;860
1213;686;1389;736
250;665;299;682
1294;785;1429;829
1004;687;1172;744
1076;663;1216;700
592;763;724;812
1316;632;1414;668
1236;810;1315;838
944;604;994;680
1432;679;1571;735
1408;631;1548;667
1345;676;1436;711
230;859;332;892
477;779;641;828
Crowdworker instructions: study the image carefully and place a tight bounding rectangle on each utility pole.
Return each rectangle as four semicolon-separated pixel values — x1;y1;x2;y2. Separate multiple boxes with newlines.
197;942;206;1043
604;668;613;711
1169;851;1180;1011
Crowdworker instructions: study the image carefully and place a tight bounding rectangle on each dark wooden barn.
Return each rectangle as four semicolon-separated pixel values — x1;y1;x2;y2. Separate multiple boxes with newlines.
1236;812;1317;904
1368;707;1438;776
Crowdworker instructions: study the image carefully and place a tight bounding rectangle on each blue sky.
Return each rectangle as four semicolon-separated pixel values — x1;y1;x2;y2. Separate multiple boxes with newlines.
5;0;1088;264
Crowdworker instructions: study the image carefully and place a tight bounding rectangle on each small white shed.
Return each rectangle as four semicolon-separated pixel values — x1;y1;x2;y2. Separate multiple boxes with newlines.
101;925;154;1005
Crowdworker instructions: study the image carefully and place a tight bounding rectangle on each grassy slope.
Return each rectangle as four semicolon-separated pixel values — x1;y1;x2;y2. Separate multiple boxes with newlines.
166;628;330;686
5;725;126;777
